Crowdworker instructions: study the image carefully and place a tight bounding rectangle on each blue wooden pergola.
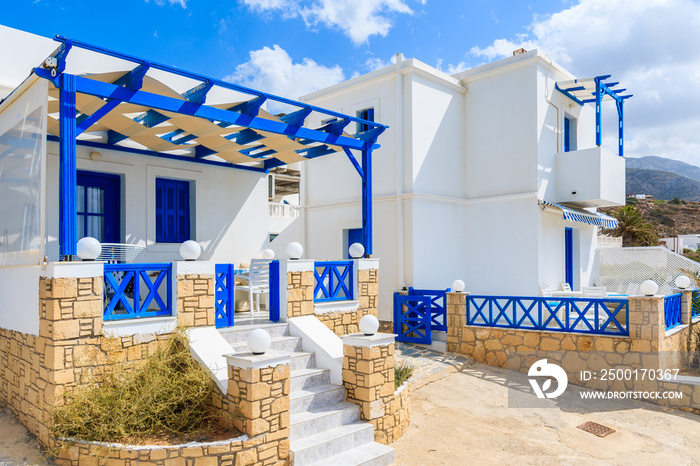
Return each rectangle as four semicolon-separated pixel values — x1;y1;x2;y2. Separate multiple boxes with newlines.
555;75;632;156
29;36;386;259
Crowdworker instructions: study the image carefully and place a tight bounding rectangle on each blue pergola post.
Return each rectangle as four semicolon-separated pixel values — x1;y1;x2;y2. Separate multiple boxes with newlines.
361;144;373;256
595;77;602;147
617;99;624;157
59;74;78;259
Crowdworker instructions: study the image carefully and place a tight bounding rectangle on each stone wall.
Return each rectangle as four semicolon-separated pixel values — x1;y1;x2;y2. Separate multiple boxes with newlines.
176;273;216;328
53;435;279;466
342;334;410;444
285;270;315;319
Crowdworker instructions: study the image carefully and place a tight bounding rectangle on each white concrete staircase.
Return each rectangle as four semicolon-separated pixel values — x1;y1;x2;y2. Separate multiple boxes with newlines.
219;322;395;466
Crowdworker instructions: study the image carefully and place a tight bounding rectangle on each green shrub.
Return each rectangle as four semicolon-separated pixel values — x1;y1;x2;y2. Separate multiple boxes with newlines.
652;199;666;205
394;360;414;389
51;333;218;443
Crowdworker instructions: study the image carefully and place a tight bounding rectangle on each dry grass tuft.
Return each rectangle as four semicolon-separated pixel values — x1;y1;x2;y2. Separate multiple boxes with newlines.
51;332;218;444
395;360;414;389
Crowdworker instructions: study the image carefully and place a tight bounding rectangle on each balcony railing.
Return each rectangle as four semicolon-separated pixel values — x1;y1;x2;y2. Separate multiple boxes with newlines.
467;295;629;336
269;202;301;219
103;263;172;320
314;261;353;302
693;289;700;319
664;293;682;330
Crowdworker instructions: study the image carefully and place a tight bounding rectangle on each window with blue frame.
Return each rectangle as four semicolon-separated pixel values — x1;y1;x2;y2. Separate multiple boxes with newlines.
356;108;375;134
155;178;191;243
77;171;120;243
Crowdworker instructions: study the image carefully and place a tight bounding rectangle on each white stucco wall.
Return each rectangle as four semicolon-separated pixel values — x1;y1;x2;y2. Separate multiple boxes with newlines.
0;265;41;335
45;142;269;266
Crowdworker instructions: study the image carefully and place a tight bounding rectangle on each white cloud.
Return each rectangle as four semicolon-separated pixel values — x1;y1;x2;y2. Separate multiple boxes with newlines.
224;45;345;111
152;0;187;8
470;0;700;165
241;0;415;44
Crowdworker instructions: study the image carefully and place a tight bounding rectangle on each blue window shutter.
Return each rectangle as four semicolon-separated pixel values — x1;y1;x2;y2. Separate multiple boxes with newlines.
564;117;571;152
156;178;191;243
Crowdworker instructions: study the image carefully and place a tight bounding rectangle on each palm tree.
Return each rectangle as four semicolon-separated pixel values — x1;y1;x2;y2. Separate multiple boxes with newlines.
602;205;659;247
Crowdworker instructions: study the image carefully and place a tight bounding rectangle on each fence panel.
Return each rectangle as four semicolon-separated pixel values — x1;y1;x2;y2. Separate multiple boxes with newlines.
104;263;172;320
314;261;353;302
467;295;629;336
664;293;682;330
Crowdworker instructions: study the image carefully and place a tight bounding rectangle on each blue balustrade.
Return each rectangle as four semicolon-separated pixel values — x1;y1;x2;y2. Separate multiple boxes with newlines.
314;261;354;302
467;295;629;336
103;263;172;320
664;293;682;330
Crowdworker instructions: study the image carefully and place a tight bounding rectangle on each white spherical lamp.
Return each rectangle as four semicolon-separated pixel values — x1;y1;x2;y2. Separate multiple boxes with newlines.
262;248;275;260
640;280;659;296
179;240;201;261
247;329;271;355
76;237;101;261
359;314;380;336
349;242;365;259
452;279;466;293
675;275;691;290
286;242;304;260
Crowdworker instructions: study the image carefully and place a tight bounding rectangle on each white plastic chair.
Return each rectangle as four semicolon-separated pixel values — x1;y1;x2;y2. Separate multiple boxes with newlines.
539;285;553;297
561;283;572;292
235;259;271;316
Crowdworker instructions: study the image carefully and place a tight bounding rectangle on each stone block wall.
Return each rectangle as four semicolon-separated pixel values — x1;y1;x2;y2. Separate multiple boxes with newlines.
342;334;410;444
285;269;315;319
176;273;216;328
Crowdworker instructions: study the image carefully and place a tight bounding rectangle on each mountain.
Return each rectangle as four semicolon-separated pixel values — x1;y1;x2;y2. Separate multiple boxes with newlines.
626;156;700;183
626;168;700;201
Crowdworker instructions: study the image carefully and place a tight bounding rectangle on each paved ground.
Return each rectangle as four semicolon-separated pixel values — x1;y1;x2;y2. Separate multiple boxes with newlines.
393;347;700;465
0;406;52;465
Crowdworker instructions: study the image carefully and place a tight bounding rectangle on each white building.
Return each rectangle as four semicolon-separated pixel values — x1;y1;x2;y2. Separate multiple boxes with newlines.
296;50;628;321
661;235;700;254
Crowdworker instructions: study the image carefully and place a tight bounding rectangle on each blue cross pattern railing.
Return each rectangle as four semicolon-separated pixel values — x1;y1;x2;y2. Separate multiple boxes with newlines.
408;287;449;332
467;295;629;336
314;261;354;302
692;289;700;319
664;293;682;330
215;264;234;328
103;263;172;320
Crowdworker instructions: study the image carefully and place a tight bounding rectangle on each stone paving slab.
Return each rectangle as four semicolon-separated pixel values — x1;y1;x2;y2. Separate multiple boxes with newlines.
395;343;473;388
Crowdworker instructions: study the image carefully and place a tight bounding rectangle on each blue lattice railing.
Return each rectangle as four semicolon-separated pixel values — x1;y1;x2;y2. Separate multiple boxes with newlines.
103;263;172;320
692;289;700;319
467;295;629;336
664;293;682;330
314;261;354;302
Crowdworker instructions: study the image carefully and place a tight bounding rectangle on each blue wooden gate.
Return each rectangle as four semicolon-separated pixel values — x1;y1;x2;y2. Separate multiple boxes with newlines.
215;263;234;328
393;294;432;344
408;287;449;332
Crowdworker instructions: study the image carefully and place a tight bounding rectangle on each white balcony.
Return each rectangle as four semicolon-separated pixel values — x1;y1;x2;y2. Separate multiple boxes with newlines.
556;146;625;208
268;202;301;219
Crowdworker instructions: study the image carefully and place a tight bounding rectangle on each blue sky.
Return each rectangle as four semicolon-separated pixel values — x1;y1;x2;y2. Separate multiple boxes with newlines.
3;0;700;165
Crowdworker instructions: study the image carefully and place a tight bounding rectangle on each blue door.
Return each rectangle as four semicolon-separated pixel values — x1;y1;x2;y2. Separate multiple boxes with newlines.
565;228;573;290
77;171;120;243
347;228;362;259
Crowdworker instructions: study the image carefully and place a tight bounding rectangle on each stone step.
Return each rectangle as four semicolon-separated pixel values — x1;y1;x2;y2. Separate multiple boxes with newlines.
308;442;395;466
290;367;331;392
290;384;346;414
229;336;302;354
290;402;360;441
290;422;375;466
218;322;289;344
290;352;316;371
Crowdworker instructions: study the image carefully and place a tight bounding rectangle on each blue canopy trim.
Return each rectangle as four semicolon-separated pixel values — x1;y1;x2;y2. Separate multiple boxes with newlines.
540;200;618;229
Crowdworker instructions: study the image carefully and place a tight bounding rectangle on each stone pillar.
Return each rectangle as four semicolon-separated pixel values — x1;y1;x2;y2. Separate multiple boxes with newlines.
627;295;664;352
173;261;215;328
446;292;468;354
342;333;397;444
224;350;290;463
38;262;104;445
678;289;693;325
356;259;379;319
285;260;315;319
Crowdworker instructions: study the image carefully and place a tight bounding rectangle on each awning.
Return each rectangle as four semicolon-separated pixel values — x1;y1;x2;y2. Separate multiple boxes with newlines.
539;200;618;229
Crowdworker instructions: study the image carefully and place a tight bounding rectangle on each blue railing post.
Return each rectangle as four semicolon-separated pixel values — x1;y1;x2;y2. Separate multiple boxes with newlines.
269;260;280;322
664;293;682;330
